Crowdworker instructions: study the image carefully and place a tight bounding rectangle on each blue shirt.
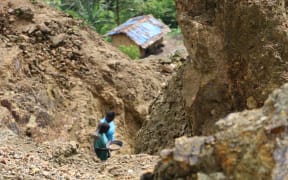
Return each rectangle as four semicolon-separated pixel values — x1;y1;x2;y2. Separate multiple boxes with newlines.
100;118;115;141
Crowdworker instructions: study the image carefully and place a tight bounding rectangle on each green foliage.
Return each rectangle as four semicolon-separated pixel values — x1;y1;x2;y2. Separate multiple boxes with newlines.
142;0;177;28
42;0;178;34
118;45;140;60
60;0;116;34
104;36;112;43
117;0;145;24
42;0;62;6
168;27;182;38
30;0;38;4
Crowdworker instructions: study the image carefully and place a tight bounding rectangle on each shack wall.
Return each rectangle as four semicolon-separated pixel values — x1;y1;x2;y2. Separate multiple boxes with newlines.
111;34;146;57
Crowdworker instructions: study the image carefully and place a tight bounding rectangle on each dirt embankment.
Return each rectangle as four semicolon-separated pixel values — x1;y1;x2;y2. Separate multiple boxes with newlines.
0;0;167;154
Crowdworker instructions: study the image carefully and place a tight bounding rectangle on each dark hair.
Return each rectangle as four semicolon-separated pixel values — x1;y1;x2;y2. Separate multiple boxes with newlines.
98;123;110;134
140;172;154;180
106;111;115;122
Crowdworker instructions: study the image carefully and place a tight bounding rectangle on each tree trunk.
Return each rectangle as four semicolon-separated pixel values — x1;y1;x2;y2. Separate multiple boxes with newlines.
116;0;120;25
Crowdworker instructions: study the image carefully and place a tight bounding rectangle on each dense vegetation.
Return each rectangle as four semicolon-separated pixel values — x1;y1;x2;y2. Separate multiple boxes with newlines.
43;0;177;35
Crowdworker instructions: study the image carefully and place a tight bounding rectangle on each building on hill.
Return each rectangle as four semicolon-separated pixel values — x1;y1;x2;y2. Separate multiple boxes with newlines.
106;15;171;58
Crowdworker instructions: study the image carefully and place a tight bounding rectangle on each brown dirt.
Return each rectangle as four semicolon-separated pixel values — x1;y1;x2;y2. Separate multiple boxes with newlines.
152;34;187;58
136;0;288;155
0;0;167;155
0;126;159;179
0;0;172;178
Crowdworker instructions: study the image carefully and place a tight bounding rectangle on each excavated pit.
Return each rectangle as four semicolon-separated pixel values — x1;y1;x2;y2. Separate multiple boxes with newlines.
0;0;169;156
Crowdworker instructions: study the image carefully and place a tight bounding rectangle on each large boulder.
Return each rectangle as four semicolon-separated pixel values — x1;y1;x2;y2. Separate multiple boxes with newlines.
152;83;288;179
136;0;288;154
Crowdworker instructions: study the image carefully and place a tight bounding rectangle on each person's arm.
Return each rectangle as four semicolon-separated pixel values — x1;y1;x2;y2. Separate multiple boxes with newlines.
110;122;116;141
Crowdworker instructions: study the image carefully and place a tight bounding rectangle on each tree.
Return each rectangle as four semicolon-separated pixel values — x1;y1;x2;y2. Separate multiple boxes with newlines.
57;0;116;34
142;0;177;28
100;0;144;25
43;0;178;34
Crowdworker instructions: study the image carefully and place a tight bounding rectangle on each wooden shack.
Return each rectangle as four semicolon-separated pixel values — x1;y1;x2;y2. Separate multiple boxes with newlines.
106;15;170;58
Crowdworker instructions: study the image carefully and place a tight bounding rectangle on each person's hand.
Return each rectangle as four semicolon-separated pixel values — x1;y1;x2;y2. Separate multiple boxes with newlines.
106;141;111;148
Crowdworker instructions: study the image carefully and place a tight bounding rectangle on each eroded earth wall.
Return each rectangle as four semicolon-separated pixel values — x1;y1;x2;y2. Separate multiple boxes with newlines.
136;0;288;154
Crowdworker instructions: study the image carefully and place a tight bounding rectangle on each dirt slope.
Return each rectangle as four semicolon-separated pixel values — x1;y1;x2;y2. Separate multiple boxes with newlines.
0;0;166;154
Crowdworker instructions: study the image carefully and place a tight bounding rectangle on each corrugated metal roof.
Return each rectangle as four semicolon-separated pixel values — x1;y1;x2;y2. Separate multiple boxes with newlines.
107;15;171;49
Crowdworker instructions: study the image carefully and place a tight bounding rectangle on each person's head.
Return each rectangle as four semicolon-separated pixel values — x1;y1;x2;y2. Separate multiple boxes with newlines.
140;172;154;180
98;123;110;134
105;111;115;123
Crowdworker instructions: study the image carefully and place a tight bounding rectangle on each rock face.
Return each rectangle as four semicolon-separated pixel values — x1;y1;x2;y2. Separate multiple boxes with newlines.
0;0;166;153
136;0;288;154
152;83;288;179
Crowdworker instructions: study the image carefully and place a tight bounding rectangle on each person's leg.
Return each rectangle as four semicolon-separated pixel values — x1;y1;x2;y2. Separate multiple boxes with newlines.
107;149;111;158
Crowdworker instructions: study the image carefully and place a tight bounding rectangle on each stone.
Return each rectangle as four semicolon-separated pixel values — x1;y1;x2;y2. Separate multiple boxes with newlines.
159;58;172;64
160;64;174;73
246;96;257;109
26;115;37;128
37;23;51;34
197;173;212;180
7;8;14;14
27;25;37;34
151;83;288;179
19;34;29;41
42;170;50;177
0;159;7;164
14;8;34;21
49;33;66;47
8;16;15;23
127;169;134;174
30;167;40;175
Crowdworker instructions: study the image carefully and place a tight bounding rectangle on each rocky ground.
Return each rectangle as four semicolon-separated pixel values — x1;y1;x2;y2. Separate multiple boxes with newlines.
0;126;159;179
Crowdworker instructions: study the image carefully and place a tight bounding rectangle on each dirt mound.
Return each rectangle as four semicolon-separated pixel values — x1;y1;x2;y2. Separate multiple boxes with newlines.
0;0;166;154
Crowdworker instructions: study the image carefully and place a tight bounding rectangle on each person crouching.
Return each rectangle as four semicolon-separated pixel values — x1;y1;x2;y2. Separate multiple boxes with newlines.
94;123;110;161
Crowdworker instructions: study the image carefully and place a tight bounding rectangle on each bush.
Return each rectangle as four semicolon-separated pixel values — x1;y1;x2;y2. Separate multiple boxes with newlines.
168;27;182;38
118;45;140;60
